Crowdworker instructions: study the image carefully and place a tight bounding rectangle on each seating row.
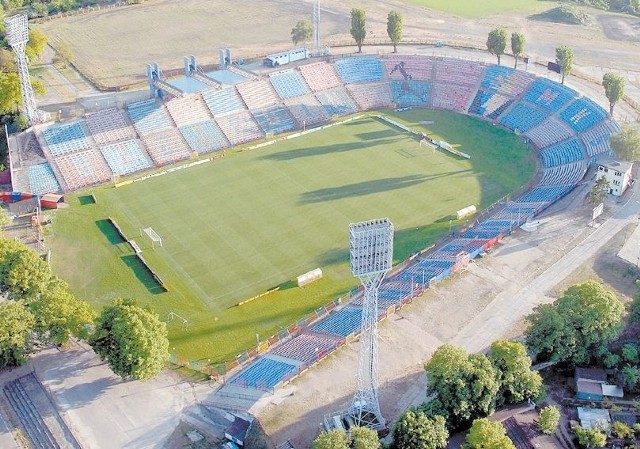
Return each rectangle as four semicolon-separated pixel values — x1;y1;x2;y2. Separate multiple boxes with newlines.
435;59;485;86
140;129;191;166
85;108;136;145
432;83;474;112
429;238;487;260
580;119;620;158
298;62;342;92
560;96;607;133
398;258;454;285
54;148;112;191
41;121;92;157
99;139;153;175
284;95;331;126
28;163;61;194
468;90;511;118
538;161;588;187
515;185;572;204
480;65;534;97
252;106;297;135
523;78;576;112
390;80;431;107
165;95;212;128
346;82;393;110
126;99;175;135
315;87;358;116
334;57;384;84
540;138;585;168
310;307;363;338
499;102;548;133
269;70;310;100
524;116;575;149
384;55;434;81
201;87;246;117
230;356;299;391
215;110;265;146
271;333;341;364
237;79;280;110
179;121;230;155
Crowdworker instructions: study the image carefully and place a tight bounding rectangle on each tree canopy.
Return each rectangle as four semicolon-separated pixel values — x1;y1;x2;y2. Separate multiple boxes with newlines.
350;8;367;53
463;418;515;449
0;71;22;115
386;10;403;53
489;339;542;406
312;429;349;449
0;237;52;299
291;20;313;46
538;406;560;435
25;29;47;62
350;426;380;449
609;123;640;161
555;45;573;84
525;280;624;366
0;300;35;368
90;298;168;380
423;344;500;429
603;72;625;115
574;426;606;448
486;28;507;65
589;176;610;205
510;32;525;68
391;410;448;449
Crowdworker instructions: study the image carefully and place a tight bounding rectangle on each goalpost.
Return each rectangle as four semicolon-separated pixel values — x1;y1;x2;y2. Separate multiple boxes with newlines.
141;227;162;248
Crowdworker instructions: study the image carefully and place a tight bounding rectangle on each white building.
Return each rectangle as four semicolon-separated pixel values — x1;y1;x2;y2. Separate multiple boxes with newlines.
596;161;633;196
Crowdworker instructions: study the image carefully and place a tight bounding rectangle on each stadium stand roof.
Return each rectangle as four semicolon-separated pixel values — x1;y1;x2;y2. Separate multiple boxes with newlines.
168;77;211;93
206;69;247;85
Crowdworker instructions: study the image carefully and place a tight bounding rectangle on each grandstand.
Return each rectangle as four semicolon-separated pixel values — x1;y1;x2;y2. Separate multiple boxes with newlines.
22;53;623;395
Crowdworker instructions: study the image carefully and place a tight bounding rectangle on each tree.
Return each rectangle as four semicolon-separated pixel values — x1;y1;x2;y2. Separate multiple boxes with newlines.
621;343;638;363
510;32;525;68
631;286;640;323
525;280;624;366
424;344;500;429
386;10;402;53
489;339;542;406
611;421;634;439
0;71;22;115
609;123;640;161
350;8;366;53
0;207;11;231
619;365;639;391
312;429;349;449
463;418;515;449
0;237;52;299
29;278;95;346
291;20;313;46
90;298;168;380
0;48;17;73
589;176;610;205
538;406;560;435
574;426;606;448
0;300;36;368
555;45;573;84
602;72;625;115
350;426;380;449
391;410;448;449
25;29;47;62
486;28;507;65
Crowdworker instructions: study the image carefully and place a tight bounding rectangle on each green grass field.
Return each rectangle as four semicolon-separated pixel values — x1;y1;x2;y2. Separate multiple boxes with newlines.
48;111;535;363
400;0;549;17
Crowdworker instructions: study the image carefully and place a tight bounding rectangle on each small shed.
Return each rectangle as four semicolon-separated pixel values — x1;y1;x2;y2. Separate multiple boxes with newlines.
577;407;611;431
40;193;64;209
576;380;604;401
575;368;607;383
224;416;250;447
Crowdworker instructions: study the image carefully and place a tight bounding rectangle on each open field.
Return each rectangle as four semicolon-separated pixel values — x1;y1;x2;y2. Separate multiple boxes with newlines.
48;111;535;363
402;0;545;18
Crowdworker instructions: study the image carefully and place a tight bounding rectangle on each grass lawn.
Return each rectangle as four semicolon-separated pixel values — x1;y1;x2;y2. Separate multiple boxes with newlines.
399;0;552;18
47;111;535;364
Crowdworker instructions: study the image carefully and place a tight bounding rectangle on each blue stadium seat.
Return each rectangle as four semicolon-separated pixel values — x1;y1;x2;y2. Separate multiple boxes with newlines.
252;106;296;135
311;307;363;337
523;78;576;112
201;87;246;117
271;333;340;365
499;103;548;132
315;87;358;116
334;57;384;83
559;97;607;132
231;357;298;391
269;70;310;100
179;121;229;154
28;163;61;194
540;138;585;168
41;122;92;157
398;259;454;285
99;139;153;175
390;80;431;107
126;100;174;135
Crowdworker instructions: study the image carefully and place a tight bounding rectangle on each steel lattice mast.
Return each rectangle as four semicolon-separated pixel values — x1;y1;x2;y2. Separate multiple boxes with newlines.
4;14;40;126
313;0;320;54
348;218;394;430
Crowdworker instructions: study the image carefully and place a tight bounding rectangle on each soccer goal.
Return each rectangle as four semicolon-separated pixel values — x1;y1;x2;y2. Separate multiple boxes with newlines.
141;227;162;248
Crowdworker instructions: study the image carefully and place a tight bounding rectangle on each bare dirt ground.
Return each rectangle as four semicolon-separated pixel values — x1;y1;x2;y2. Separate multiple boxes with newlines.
599;14;640;42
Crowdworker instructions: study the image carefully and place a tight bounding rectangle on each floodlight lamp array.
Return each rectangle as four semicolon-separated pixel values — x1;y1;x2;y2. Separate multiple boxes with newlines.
349;218;394;277
4;15;29;47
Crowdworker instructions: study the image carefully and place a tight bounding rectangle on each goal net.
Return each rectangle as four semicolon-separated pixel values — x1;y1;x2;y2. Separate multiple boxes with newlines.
142;227;162;248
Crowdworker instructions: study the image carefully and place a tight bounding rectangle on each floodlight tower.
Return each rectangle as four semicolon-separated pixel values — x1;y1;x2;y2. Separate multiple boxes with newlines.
347;218;394;431
4;15;40;125
313;0;320;54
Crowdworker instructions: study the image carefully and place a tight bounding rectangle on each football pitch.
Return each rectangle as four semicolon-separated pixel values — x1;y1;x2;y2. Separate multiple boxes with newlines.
49;111;536;362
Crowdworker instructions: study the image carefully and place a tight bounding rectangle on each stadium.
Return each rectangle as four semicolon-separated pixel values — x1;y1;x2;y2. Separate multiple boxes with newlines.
1;0;637;447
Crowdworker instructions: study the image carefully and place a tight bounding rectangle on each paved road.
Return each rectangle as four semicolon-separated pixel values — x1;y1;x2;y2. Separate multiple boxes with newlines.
453;185;640;353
